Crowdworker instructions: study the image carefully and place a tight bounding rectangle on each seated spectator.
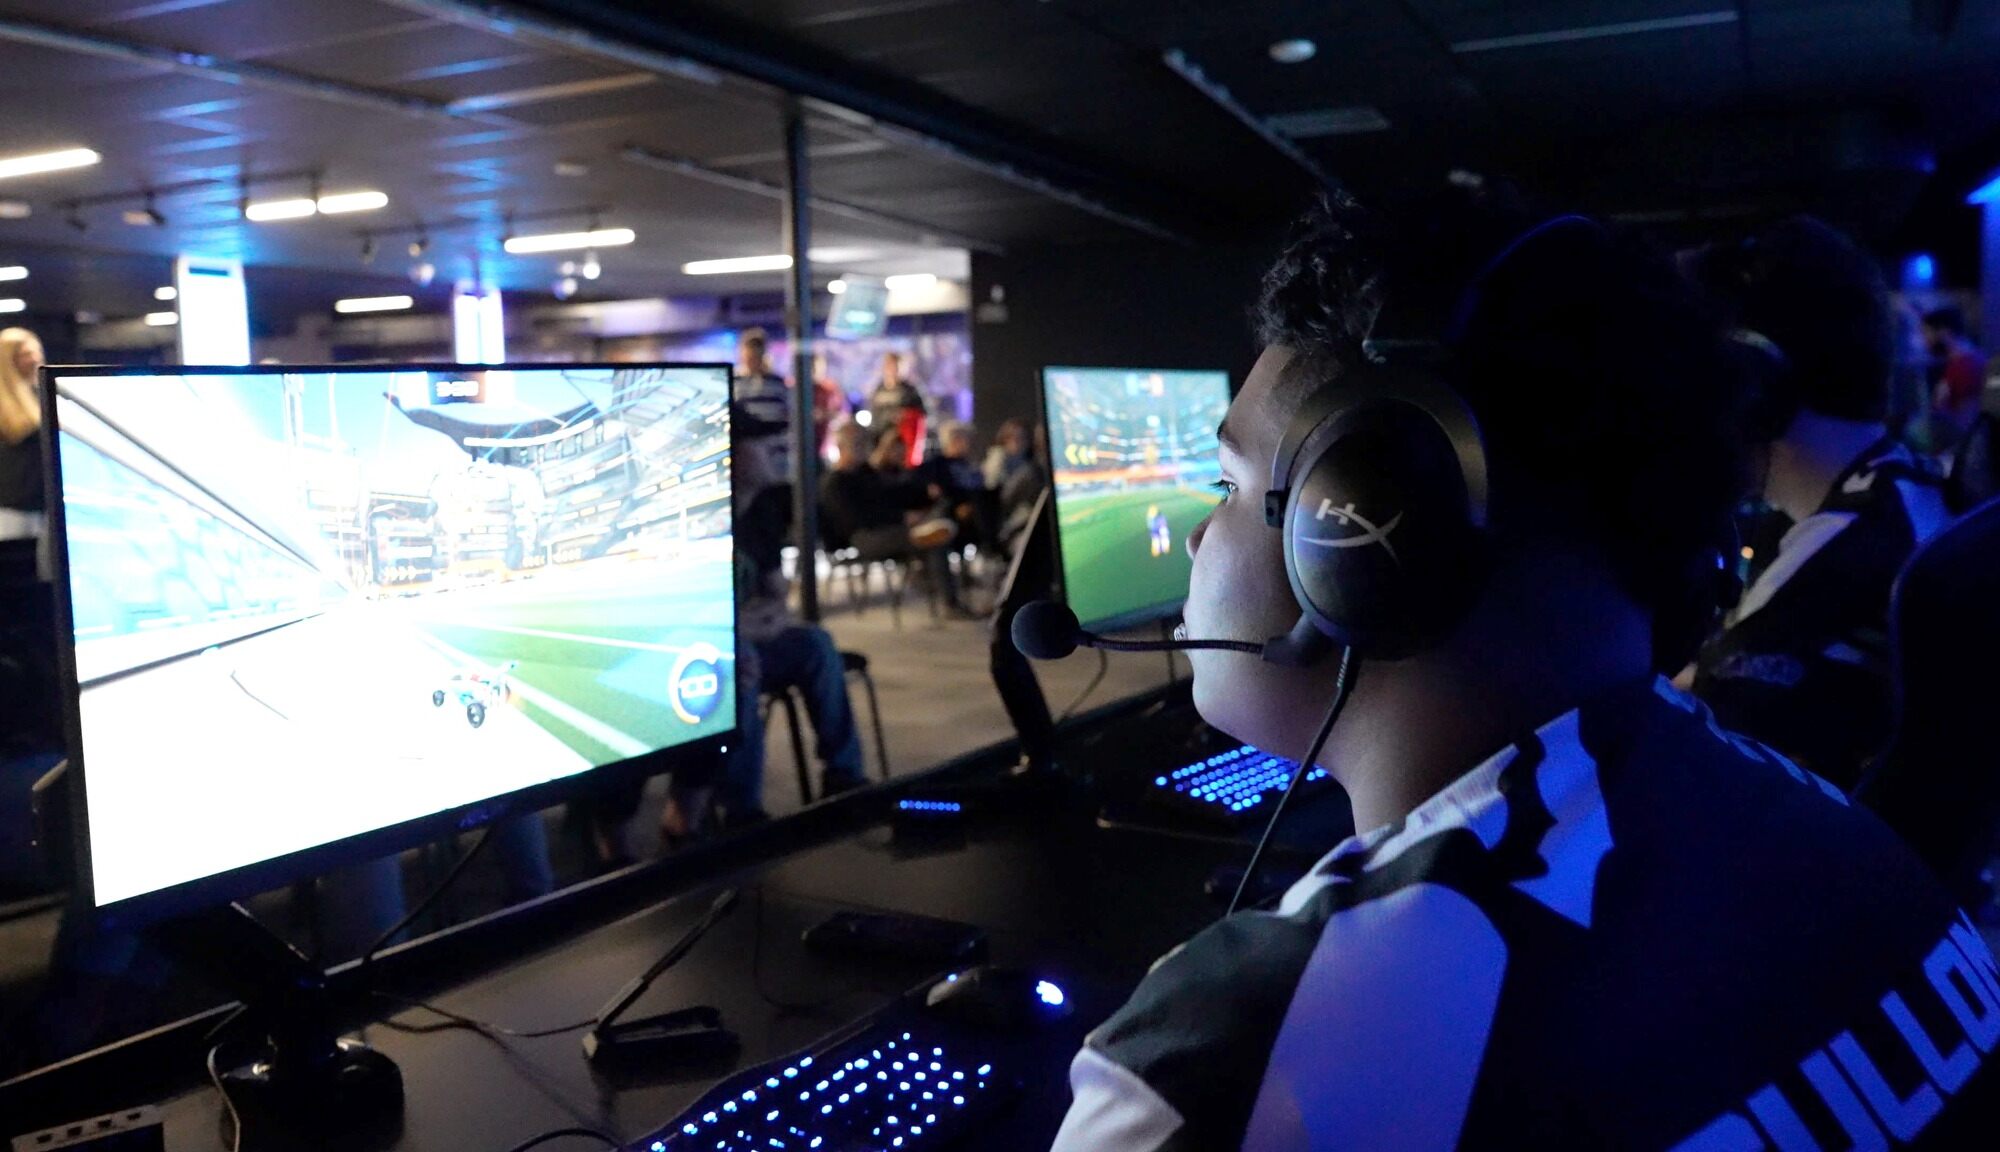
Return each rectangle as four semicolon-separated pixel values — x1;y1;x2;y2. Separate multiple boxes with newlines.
1921;304;1986;442
993;423;1049;557
1689;218;1954;789
921;421;998;551
981;418;1032;490
698;406;867;830
821;424;966;611
822;425;929;554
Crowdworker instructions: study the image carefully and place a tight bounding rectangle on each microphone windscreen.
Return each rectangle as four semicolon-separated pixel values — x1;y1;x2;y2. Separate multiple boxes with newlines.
1012;600;1081;659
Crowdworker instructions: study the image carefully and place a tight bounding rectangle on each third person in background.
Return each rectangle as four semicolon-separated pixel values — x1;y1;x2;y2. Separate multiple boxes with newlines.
1690;218;1954;790
866;352;927;468
1921;304;1986;444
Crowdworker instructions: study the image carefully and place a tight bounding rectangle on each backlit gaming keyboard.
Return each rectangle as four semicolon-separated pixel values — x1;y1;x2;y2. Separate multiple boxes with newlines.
1146;744;1326;821
631;1023;1009;1150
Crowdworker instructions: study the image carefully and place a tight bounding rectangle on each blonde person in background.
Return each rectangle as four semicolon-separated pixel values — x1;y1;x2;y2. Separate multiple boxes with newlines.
0;327;47;535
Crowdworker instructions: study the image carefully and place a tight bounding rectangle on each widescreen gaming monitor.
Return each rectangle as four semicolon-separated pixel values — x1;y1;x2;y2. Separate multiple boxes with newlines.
43;363;736;923
1041;367;1230;632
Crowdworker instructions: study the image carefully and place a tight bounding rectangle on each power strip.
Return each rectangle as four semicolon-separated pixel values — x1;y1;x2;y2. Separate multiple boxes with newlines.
10;1107;164;1152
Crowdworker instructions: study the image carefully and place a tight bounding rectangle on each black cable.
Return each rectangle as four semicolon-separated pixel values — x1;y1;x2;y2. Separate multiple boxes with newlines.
370;991;596;1040
357;826;496;973
1056;648;1110;723
206;1042;244;1152
499;1126;621;1152
1228;647;1359;916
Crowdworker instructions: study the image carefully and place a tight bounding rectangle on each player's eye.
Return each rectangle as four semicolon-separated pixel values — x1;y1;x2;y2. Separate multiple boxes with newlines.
1207;479;1236;499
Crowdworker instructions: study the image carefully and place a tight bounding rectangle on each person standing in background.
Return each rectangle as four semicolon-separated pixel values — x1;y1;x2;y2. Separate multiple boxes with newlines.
865;352;926;469
809;351;847;460
0;327;47;525
734;328;793;481
1920;305;1986;441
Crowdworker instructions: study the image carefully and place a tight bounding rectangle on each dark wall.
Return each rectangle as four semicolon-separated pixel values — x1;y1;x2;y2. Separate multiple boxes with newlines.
969;238;1277;434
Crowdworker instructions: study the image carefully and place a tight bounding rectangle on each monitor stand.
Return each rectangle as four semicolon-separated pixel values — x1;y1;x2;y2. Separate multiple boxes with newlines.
151;902;402;1141
988;488;1058;774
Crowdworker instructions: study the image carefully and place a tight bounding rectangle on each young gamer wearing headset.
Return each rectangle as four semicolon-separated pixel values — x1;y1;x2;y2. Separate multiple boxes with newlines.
1050;191;2000;1149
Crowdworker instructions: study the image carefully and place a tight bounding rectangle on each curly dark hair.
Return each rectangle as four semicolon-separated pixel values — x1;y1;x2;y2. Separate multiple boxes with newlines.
1252;187;1747;661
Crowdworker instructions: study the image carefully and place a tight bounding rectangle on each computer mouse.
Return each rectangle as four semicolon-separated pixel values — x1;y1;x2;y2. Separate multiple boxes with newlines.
921;965;1073;1031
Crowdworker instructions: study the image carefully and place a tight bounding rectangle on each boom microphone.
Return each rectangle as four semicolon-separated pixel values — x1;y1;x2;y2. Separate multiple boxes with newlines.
1011;600;1264;660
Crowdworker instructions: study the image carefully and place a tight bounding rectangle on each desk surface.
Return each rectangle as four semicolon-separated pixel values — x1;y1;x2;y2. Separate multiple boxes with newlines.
126;792;1269;1151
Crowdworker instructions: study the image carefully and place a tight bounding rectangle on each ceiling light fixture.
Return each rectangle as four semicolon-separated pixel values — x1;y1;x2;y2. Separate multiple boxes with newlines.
316;190;389;215
154;285;177;301
681;254;792;275
410;262;437;286
0;147;100;181
827;279;848;294
243;197;317;222
580;250;601;280
0;299;24;314
0;200;32;220
334;295;413;314
884;273;938;291
505;227;635;254
0;267;27;282
122;193;167;227
409;233;429;259
1268;38;1317;63
144;311;178;326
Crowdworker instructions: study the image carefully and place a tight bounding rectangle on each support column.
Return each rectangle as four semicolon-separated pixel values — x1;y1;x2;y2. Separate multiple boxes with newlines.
782;96;820;622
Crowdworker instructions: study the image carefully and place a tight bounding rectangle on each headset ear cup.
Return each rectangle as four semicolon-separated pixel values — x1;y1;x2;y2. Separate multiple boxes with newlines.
1283;400;1484;658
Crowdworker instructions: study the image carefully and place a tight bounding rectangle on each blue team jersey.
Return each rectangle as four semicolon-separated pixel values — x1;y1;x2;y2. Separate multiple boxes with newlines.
1054;677;2000;1151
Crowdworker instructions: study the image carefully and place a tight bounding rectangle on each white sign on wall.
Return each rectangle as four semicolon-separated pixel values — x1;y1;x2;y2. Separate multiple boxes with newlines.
173;255;251;366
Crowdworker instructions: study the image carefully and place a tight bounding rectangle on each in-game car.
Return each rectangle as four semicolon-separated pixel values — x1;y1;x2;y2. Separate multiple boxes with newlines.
431;660;517;728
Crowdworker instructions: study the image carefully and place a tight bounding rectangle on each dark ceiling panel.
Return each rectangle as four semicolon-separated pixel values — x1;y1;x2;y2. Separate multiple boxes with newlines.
111;0;428;60
0;0;1993;319
259;20;597;96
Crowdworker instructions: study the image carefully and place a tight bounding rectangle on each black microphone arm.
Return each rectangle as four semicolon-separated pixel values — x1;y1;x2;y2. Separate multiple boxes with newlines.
1080;630;1263;654
1011;598;1270;660
584;888;741;1062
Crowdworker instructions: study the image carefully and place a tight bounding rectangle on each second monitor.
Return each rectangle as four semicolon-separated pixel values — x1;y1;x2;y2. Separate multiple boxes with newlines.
46;362;737;923
1041;366;1231;632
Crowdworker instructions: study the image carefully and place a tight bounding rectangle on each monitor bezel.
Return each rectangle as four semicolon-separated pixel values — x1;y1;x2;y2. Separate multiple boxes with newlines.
40;360;741;930
1037;364;1231;635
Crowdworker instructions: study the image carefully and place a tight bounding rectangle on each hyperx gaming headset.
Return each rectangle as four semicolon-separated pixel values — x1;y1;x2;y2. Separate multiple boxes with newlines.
1259;214;1604;666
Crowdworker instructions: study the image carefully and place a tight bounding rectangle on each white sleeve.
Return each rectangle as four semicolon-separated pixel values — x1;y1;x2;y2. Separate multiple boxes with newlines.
1050;1045;1185;1152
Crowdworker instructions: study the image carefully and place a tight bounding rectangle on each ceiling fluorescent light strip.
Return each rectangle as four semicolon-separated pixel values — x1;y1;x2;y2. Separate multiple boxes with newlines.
1451;11;1737;53
335;295;414;314
244;198;317;222
316;190;389;214
681;254;793;275
503;227;636;254
0;147;100;180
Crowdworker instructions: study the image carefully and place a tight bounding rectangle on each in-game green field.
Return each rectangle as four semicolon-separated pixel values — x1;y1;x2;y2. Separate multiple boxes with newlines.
1058;485;1220;628
395;558;736;765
